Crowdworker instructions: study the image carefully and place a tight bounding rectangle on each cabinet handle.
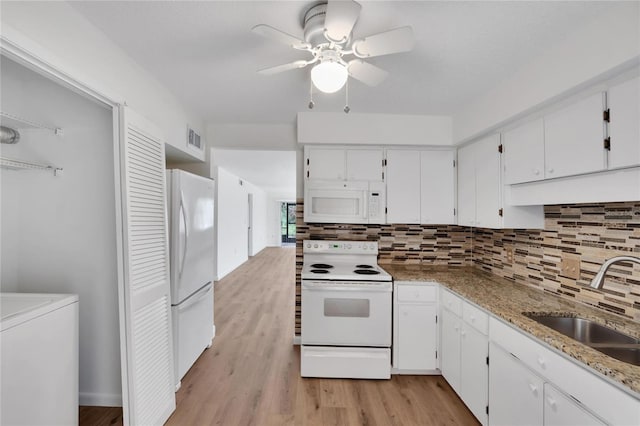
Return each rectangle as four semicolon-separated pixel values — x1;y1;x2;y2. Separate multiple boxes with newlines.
414;291;420;299
537;357;546;368
453;325;459;332
533;169;540;176
528;383;538;396
470;316;476;322
548;168;554;174
461;330;466;337
546;397;557;409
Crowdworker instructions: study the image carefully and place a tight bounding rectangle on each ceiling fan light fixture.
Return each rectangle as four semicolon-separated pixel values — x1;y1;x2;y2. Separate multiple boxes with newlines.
311;60;348;93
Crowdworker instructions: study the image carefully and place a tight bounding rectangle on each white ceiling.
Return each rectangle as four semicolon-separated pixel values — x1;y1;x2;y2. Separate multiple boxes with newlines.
71;0;616;125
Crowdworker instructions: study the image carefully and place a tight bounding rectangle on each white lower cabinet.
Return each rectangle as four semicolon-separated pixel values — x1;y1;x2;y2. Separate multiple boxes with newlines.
544;383;604;426
489;343;544;426
393;282;438;372
440;308;462;391
440;289;489;425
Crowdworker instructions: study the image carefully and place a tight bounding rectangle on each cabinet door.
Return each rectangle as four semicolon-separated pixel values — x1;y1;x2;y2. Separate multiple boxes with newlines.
544;93;606;179
346;149;383;181
397;304;437;370
420;150;456;224
456;144;476;226
386;150;421;223
544;383;605;426
503;119;545;184
460;325;488;426
307;147;345;180
474;135;501;229
608;76;640;169
441;308;462;395
489;344;543;426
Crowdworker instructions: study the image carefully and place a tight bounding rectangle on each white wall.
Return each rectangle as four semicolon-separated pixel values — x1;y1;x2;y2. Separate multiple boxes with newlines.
453;5;640;143
214;167;269;280
0;1;206;162
0;58;121;405
207;123;297;150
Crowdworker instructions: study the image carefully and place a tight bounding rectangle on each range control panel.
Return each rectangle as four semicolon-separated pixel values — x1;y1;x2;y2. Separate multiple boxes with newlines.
303;240;378;255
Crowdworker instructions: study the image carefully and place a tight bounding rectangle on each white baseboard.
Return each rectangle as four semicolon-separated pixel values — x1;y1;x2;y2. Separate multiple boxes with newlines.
79;392;122;407
293;335;301;345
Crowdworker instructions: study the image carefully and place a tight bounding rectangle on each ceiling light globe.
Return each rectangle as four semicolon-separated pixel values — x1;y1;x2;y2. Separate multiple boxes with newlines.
311;61;348;94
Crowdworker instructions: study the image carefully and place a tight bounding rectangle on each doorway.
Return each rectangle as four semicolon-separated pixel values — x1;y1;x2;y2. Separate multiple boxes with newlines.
248;193;254;256
281;202;296;245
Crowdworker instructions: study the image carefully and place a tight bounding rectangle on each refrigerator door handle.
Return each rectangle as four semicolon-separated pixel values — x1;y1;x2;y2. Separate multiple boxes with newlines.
179;282;213;311
179;191;188;278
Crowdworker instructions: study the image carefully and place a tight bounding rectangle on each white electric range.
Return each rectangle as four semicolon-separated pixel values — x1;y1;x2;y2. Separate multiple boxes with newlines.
301;240;392;379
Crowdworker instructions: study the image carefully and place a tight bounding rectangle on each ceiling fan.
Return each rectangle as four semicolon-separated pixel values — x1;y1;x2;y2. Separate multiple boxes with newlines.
252;0;415;97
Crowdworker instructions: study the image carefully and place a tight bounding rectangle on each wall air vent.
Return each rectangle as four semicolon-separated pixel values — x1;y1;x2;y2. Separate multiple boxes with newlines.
187;127;202;152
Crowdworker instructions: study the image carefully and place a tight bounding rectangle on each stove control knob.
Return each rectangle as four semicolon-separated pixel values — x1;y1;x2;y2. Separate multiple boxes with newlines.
346;244;352;249
370;244;375;250
314;244;318;248
363;245;368;250
307;243;311;248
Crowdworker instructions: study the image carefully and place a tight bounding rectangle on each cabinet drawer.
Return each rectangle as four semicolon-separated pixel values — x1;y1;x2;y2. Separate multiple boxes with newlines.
490;317;639;426
441;289;462;316
462;302;488;335
397;284;437;302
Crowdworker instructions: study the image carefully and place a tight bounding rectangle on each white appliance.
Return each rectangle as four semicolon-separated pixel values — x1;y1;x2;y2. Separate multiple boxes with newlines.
303;180;386;224
1;293;79;426
301;240;392;379
166;169;215;388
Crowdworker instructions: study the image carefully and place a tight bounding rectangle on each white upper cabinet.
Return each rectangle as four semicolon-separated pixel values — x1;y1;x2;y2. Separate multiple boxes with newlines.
306;147;346;180
474;135;502;229
346;149;384;181
456;143;477;227
503;119;545;185
608;76;640;169
386;149;421;224
544;92;606;179
457;135;501;229
421;150;456;224
306;146;384;181
458;135;544;229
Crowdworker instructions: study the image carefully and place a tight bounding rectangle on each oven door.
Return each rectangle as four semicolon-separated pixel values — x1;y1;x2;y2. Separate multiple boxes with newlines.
301;280;392;347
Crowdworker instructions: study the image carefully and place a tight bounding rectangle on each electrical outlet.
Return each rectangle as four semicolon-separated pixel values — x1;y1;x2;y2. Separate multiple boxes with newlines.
561;254;581;279
505;247;514;264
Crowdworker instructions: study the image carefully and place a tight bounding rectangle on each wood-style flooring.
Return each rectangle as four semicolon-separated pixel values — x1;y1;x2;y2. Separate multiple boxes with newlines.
80;247;478;425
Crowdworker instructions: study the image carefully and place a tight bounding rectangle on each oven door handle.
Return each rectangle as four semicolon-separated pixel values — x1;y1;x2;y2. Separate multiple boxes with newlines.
302;283;392;292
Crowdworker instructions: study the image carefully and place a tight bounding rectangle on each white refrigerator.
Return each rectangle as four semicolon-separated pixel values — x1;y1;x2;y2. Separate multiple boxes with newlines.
166;169;215;388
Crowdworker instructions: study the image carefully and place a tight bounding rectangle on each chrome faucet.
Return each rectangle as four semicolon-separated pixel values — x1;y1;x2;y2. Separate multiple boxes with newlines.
590;256;640;289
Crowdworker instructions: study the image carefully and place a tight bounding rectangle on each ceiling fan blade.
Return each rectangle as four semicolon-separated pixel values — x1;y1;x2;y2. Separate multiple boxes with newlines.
252;24;310;50
258;60;310;75
352;26;415;58
347;60;388;86
324;0;362;43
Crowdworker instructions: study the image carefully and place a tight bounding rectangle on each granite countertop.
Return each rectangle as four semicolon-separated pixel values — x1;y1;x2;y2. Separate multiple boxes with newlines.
382;265;640;396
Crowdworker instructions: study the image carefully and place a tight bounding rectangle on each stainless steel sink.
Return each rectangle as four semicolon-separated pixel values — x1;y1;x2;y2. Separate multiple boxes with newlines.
525;314;640;366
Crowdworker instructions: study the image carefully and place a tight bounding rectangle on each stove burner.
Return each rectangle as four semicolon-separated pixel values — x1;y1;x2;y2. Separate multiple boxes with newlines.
310;269;330;274
356;264;374;269
354;269;380;275
311;263;334;269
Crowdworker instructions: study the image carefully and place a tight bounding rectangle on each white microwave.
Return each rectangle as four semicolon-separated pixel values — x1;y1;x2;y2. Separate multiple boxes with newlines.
303;180;386;224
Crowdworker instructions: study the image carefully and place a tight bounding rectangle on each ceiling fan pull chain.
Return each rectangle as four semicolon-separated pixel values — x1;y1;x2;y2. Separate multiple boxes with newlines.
308;77;315;109
344;79;350;114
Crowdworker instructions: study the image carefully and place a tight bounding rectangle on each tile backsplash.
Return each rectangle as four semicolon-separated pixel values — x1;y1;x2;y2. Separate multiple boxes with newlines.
473;202;640;321
295;201;640;335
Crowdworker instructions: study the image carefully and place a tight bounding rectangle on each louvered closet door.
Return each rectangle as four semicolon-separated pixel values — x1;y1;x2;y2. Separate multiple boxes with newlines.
118;106;175;425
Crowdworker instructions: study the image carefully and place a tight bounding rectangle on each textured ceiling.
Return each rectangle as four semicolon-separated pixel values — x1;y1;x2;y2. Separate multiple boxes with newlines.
70;1;618;125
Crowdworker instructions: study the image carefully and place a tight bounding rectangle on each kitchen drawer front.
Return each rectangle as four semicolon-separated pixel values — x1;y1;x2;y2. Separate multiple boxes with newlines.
441;288;462;316
490;317;639;426
397;284;437;303
462;301;488;335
